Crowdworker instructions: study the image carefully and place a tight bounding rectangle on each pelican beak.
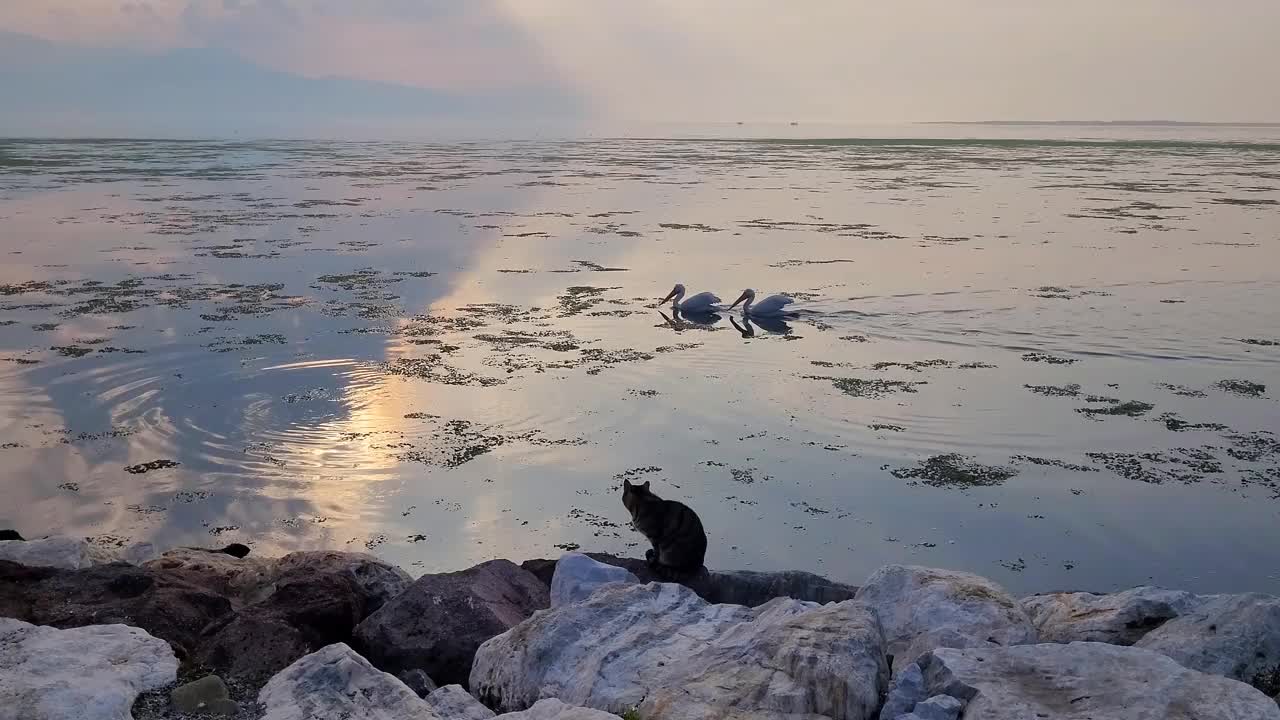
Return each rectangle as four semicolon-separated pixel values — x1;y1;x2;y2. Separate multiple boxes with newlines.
660;288;678;303
728;291;749;310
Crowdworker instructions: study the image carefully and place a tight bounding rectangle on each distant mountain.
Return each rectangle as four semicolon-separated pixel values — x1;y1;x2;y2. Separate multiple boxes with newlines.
0;32;579;137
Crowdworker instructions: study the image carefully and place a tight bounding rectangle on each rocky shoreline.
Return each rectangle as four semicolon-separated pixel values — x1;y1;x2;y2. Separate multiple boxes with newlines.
2;535;1279;719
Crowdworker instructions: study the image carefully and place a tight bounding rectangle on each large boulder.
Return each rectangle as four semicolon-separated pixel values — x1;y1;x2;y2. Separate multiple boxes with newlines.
855;565;1036;670
257;643;438;720
883;642;1280;720
1136;592;1280;694
550;553;639;607
144;548;277;602
426;685;496;720
498;699;618;720
523;552;858;608
180;548;411;682
355;559;549;687
471;581;888;720
0;559;232;660
0;536;93;570
1022;586;1204;645
0;618;178;720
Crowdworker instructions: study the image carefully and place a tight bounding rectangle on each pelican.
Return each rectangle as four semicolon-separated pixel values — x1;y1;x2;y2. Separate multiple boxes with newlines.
728;289;795;317
661;283;721;313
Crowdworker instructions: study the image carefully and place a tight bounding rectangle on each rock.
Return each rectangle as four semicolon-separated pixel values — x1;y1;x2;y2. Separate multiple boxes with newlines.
496;699;617;720
273;550;411;615
193;610;316;683
901;694;963;720
171;675;239;716
0;559;233;660
550;552;639;607
0;535;93;569
0;617;178;720
144;548;277;602
703;568;859;607
399;669;438;698
877;662;923;720
171;548;411;681
883;641;1280;720
1136;592;1280;694
0;529;23;541
471;581;888;720
1022;586;1204;645
355;559;549;687
856;565;1036;670
427;685;495;720
523;552;858;608
257;643;437;720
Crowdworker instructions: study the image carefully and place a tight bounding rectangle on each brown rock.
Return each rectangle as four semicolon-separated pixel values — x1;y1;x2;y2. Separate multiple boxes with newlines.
354;559;549;687
0;559;232;660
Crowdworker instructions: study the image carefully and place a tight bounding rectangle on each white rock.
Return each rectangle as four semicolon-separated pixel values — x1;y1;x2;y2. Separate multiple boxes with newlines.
0;536;92;569
1136;592;1280;690
471;581;888;720
856;565;1036;670
258;643;442;720
1021;586;1203;645
0;617;178;720
878;662;923;720
496;699;617;720
883;641;1280;720
550;552;639;607
427;685;495;720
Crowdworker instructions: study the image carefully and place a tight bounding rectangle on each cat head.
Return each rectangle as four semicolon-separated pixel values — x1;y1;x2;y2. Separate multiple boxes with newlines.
621;479;652;513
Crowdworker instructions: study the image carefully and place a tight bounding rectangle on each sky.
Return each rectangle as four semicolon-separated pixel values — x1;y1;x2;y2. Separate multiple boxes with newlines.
2;0;1279;136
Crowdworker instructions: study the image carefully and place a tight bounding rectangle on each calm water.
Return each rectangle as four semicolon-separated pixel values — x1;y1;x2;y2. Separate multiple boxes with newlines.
1;131;1278;595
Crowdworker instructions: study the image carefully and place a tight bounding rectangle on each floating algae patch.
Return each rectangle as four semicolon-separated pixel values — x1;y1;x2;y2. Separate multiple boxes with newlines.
1087;450;1223;485
205;333;287;352
805;375;926;399
1239;338;1280;347
381;356;504;387
50;345;94;358
890;454;1017;489
1157;413;1230;433
1157;383;1208;398
1216;379;1266;397
1010;455;1099;473
124;459;181;474
729;467;774;484
1021;352;1078;365
1076;400;1155;418
1025;383;1082;397
1224;432;1280;463
870;359;954;372
869;423;906;432
658;223;722;232
31;323;58;331
769;259;856;268
557;285;621;317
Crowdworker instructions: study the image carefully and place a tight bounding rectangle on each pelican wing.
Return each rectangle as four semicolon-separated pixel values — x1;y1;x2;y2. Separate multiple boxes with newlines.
680;291;722;311
754;294;795;316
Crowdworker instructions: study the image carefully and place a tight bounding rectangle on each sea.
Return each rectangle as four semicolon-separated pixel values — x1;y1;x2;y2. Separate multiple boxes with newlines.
1;123;1277;594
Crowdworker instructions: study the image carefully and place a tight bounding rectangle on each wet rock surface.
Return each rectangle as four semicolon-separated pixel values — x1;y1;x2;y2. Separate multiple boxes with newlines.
856;564;1036;671
170;675;238;716
471;581;888;720
885;642;1280;720
0;618;178;720
257;643;432;720
354;559;549;687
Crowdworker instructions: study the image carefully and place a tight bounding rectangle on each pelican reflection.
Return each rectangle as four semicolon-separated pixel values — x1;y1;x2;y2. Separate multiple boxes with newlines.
730;314;792;337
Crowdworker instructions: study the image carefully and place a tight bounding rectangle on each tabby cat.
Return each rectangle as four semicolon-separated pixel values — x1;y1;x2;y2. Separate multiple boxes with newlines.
621;479;707;580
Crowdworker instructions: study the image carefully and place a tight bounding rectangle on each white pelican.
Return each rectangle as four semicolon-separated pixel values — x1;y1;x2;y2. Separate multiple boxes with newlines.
661;283;721;313
728;289;795;317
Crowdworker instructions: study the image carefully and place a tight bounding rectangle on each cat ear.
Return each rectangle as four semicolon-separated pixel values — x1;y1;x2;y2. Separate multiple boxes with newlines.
641;481;651;491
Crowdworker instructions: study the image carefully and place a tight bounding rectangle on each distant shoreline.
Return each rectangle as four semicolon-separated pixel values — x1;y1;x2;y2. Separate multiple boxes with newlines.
922;120;1280;128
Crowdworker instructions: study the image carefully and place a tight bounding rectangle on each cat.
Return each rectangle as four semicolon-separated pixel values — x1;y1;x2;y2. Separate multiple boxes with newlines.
622;479;707;581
